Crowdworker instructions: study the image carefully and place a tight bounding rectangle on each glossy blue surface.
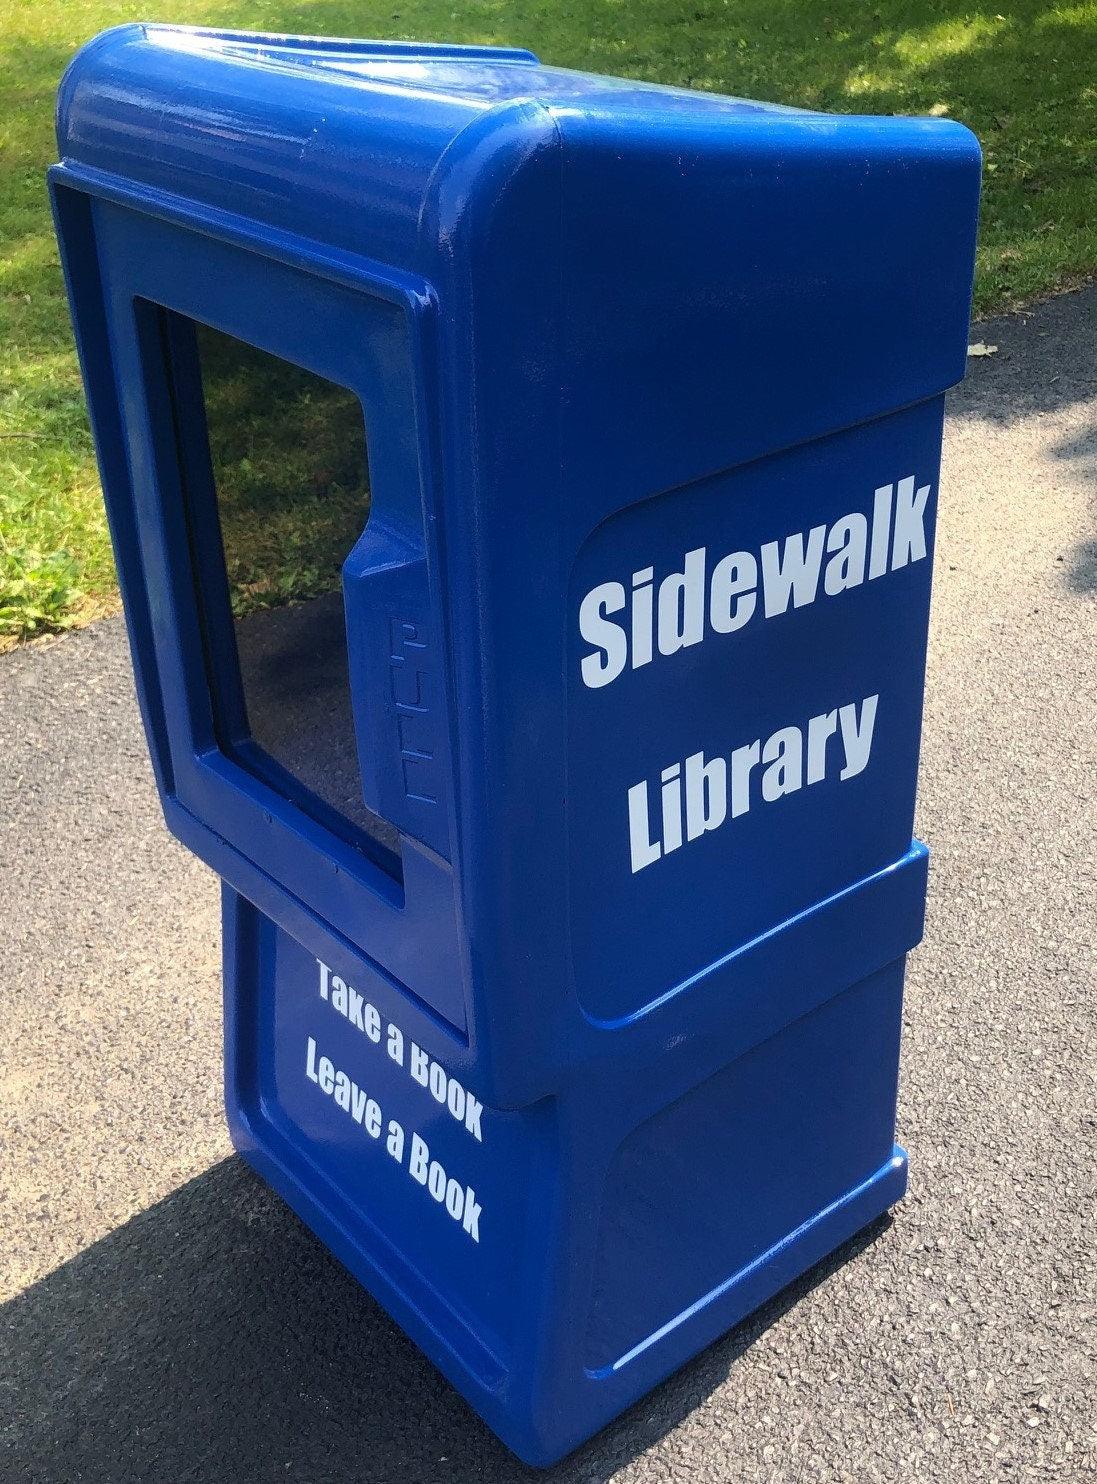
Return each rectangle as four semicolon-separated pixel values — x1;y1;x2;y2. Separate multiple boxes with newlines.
51;26;980;1465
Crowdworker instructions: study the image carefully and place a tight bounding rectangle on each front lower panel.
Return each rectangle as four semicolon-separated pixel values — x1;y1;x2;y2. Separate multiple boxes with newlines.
223;886;909;1464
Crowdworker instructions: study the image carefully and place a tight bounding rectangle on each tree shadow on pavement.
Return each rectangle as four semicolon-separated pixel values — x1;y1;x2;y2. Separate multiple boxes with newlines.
947;280;1097;594
0;1155;889;1484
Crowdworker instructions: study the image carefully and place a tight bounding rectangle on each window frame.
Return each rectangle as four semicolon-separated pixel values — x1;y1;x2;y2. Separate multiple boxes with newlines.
83;198;466;1033
153;307;401;879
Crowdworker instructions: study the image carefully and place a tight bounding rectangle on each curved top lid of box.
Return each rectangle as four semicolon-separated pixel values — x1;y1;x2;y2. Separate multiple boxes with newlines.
55;25;980;276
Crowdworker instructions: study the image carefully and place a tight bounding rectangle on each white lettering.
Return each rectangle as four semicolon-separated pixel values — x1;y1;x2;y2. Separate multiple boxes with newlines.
760;725;803;802
386;1119;405;1162
577;476;931;687
869;484;893;580
387;1023;404;1065
579;582;627;689
631;567;654;670
403;1132;481;1241
891;477;931;570
657;547;706;655
760;525;827;618
628;781;661;873
463;1189;482;1243
464;1094;484;1143
311;964;486;1148
410;1043;429;1087
806;709;838;785
838;694;879;779
730;740;761;819
364;1002;381;1043
445;1177;464;1219
709;551;757;633
823;514;868;595
304;1041;479;1240
409;1133;430;1184
346;985;364;1031
685;751;727;841
660;763;683;855
633;695;880;869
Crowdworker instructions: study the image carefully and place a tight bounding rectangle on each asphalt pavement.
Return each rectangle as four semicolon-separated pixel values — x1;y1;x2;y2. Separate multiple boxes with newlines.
1;285;1094;1482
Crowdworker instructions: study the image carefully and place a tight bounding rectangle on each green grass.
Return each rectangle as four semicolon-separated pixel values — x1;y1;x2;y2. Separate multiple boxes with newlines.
194;321;372;617
2;0;1096;645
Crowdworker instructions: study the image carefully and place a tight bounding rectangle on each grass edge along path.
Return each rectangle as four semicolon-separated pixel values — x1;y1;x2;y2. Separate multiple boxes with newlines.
2;0;1095;646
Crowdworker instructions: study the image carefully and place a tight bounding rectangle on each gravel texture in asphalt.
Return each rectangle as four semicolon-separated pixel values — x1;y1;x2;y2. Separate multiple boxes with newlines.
1;287;1094;1483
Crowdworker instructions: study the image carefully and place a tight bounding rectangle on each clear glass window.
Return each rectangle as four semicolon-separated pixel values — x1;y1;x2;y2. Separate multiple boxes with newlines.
160;313;400;874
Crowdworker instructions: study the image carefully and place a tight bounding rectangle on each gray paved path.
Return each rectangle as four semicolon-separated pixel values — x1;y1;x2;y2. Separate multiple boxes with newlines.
1;287;1094;1482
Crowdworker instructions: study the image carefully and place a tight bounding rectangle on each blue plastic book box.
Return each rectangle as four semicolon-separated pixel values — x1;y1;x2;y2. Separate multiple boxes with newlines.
52;27;980;1464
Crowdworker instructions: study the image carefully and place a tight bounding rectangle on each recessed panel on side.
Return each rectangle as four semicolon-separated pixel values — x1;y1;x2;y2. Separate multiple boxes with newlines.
567;400;944;1023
